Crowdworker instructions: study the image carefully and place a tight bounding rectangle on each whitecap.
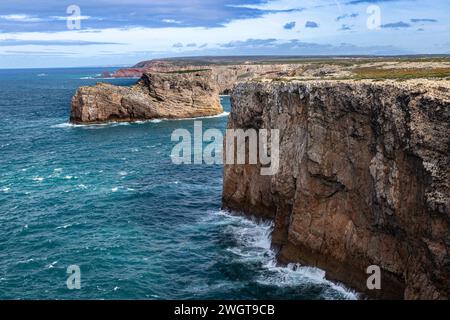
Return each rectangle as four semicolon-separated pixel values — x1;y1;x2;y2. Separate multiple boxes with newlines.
159;111;230;122
51;122;80;128
51;112;229;129
111;187;119;192
80;74;103;80
32;177;44;182
1;187;10;192
48;169;62;178
56;223;73;230
199;111;230;119
209;210;358;300
17;258;34;264
79;76;101;80
52;122;108;129
257;261;357;300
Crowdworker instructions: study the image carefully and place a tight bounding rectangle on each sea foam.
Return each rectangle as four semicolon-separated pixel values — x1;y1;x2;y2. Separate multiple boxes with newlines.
52;112;230;129
209;210;358;300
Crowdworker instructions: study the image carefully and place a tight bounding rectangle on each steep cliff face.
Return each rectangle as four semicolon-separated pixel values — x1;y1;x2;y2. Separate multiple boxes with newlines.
70;70;223;123
223;79;450;299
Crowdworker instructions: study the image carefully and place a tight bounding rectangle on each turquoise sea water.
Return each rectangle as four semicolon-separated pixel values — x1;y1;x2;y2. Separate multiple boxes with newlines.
0;68;356;300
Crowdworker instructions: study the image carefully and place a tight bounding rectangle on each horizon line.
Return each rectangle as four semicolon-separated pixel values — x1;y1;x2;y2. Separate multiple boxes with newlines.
1;53;449;70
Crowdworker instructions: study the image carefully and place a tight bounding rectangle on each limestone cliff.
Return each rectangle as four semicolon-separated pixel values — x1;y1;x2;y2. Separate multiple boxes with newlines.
222;79;450;299
70;70;223;124
111;57;450;94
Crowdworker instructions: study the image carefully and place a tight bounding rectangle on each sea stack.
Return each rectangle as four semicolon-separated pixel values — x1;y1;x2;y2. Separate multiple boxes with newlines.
223;79;450;299
70;70;223;124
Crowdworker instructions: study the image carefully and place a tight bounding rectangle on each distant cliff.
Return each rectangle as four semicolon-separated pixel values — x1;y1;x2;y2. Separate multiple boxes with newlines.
223;79;450;299
110;60;305;94
109;57;450;95
70;70;223;124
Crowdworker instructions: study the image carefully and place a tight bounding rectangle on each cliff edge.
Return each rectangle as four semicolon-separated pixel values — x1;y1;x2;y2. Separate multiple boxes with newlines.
70;70;223;124
223;79;450;299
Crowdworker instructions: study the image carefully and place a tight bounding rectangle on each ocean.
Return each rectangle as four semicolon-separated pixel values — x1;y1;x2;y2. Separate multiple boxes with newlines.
0;67;356;299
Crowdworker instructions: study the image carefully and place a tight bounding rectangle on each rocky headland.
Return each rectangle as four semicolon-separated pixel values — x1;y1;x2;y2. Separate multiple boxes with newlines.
70;70;223;124
222;78;450;299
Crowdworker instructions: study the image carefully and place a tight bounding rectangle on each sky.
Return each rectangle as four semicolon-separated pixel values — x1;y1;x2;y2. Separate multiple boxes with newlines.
0;0;449;68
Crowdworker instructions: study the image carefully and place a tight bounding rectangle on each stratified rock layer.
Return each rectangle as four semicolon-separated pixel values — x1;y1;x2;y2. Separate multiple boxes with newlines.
70;70;223;124
223;79;450;299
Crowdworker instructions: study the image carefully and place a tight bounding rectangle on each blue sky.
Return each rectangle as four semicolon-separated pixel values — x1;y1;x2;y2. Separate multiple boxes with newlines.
0;0;449;68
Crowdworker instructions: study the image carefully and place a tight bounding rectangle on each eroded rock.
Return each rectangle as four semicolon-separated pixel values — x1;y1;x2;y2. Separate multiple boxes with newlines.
70;70;223;124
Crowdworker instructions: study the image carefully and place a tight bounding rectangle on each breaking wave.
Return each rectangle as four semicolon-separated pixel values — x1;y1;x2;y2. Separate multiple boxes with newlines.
51;112;230;129
206;210;358;300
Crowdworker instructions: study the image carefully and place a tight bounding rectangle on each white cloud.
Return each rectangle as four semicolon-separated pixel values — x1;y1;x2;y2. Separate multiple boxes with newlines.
0;0;448;64
162;19;183;24
50;16;92;21
229;0;338;11
0;14;44;22
229;0;305;10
